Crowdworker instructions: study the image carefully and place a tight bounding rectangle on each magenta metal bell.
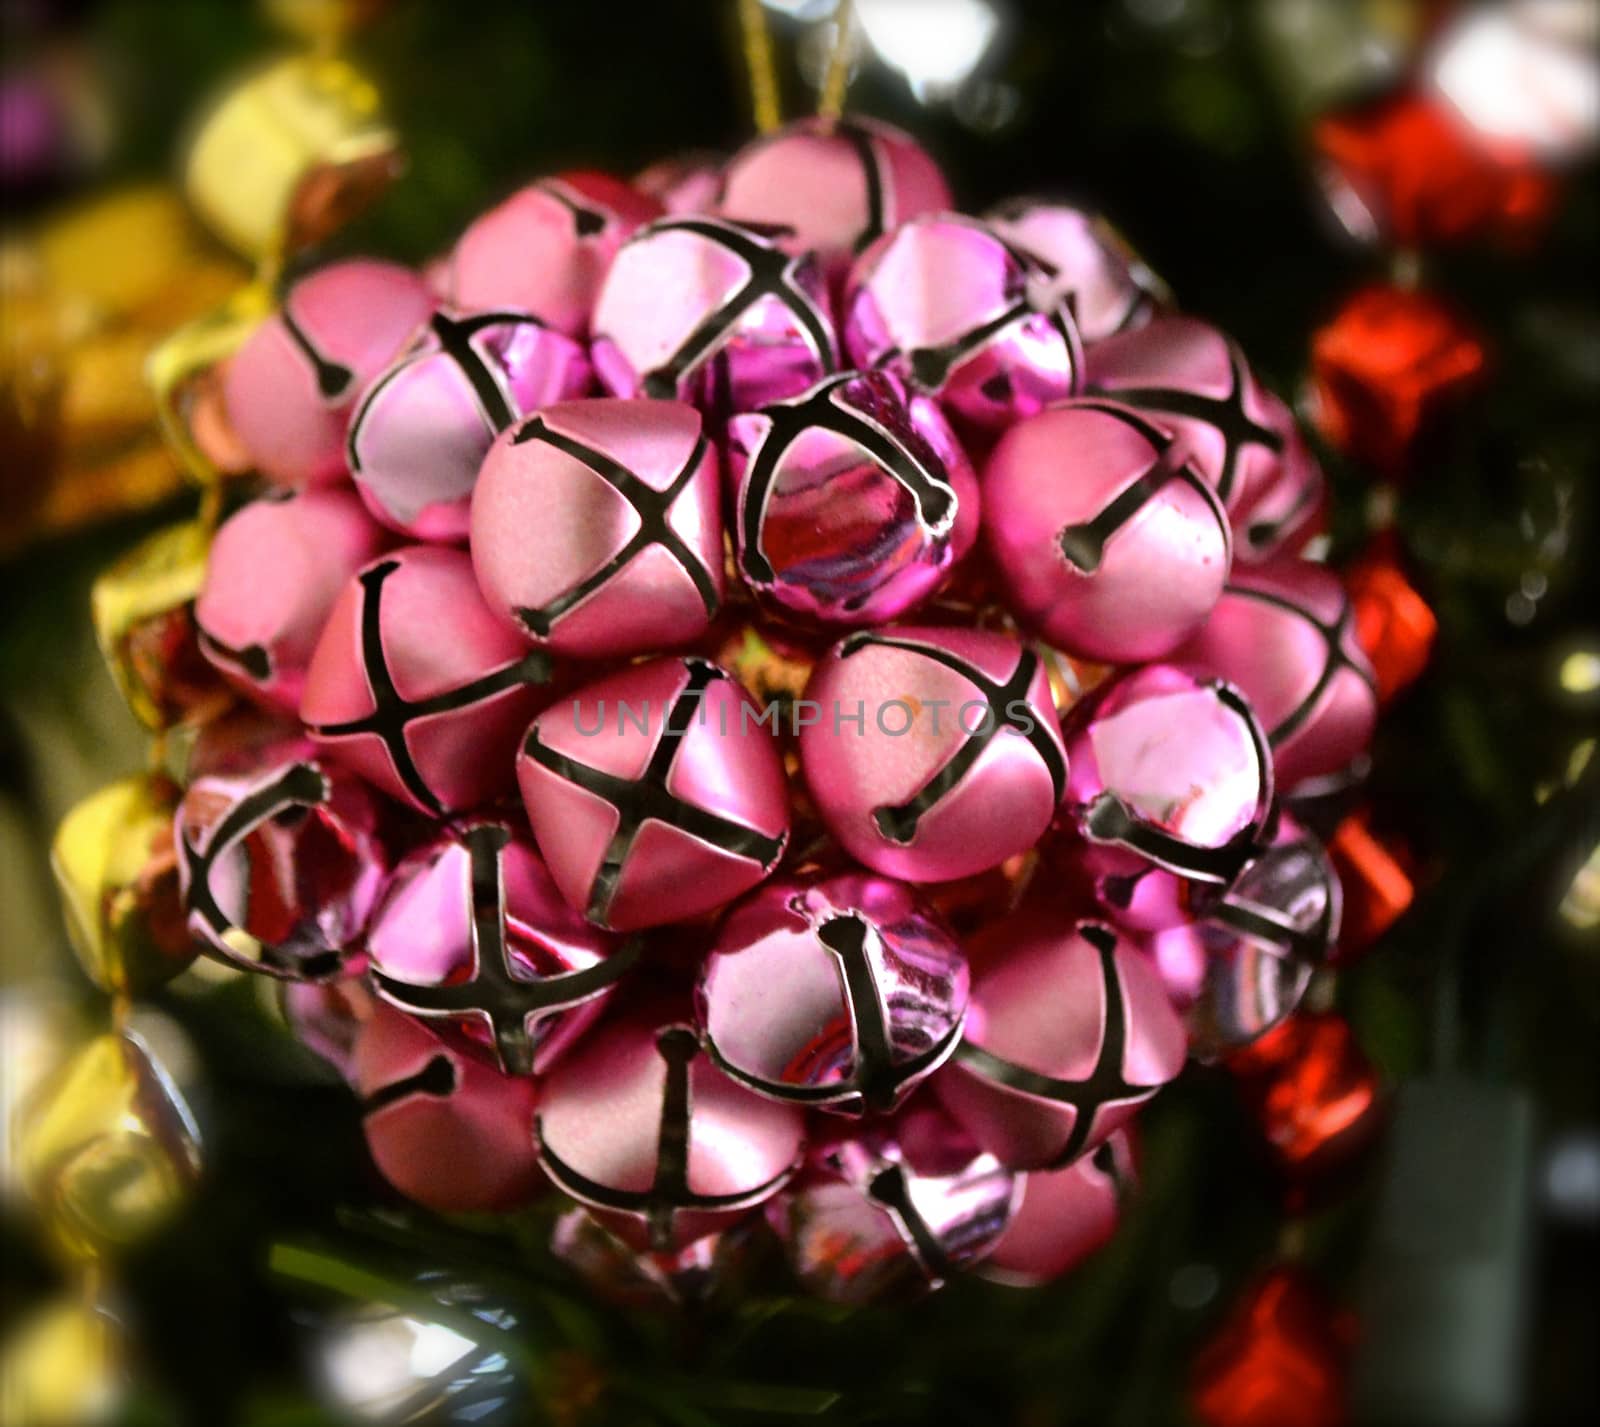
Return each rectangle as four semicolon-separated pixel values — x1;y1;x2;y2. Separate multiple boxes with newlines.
935;907;1186;1169
1230;403;1328;565
348;309;591;541
591;216;838;417
175;732;389;980
470;398;724;658
355;1004;543;1215
535;997;806;1252
696;872;969;1115
364;818;637;1077
767;1125;1018;1304
517;656;790;931
982;397;1232;663
446;170;661;336
842;213;1083;433
280;974;375;1083
1169;557;1378;791
727;370;979;628
1059;664;1276;931
633;151;723;215
717;116;951;271
550;1207;755;1310
799;625;1067;883
196;488;389;714
1084;316;1288;515
985;198;1167;343
300;546;554;816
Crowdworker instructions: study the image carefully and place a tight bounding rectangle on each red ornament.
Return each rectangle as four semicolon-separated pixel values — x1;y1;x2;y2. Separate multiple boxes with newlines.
1313;89;1556;249
1326;812;1415;958
1310;285;1486;476
1227;1012;1381;1187
1344;545;1438;703
1189;1266;1354;1427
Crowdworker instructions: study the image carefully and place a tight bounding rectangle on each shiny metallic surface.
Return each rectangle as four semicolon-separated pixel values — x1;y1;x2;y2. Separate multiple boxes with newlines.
517;657;791;931
727;371;979;628
843;213;1082;432
223;259;432;488
799;625;1067;883
1230;398;1328;565
470;398;724;658
196;489;389;713
935;906;1187;1169
696;872;969;1115
982;398;1231;663
348;310;590;541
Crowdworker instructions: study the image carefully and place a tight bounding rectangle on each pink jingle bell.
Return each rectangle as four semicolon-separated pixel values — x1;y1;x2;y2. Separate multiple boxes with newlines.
365;818;638;1077
842;213;1083;432
717;116;951;270
981;1131;1135;1287
348;309;591;541
727;371;979;628
982;398;1232;663
356;1005;542;1215
535;998;806;1252
591;216;838;416
985;198;1167;344
767;1125;1018;1304
799;626;1067;883
935;908;1187;1169
1230;405;1328;565
300;546;555;816
633;151;723;215
1150;817;1339;1061
550;1207;754;1310
1169;558;1378;791
470;399;724;658
1083;316;1289;515
280;975;376;1083
1059;664;1275;931
223;259;432;489
446;171;661;335
696;872;969;1115
517;656;790;931
175;733;389;980
195;489;389;714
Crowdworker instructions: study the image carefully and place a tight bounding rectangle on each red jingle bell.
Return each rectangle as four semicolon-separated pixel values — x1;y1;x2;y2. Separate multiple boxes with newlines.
1325;812;1415;959
1344;546;1437;703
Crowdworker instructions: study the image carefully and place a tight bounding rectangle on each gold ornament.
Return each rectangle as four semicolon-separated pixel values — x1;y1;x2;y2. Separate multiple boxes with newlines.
16;1032;202;1259
0;1297;124;1426
90;519;232;733
264;0;392;49
51;773;197;998
184;54;402;269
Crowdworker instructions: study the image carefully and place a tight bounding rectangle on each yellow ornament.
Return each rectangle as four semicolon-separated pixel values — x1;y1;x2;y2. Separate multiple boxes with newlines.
16;1032;202;1259
264;0;392;49
51;773;197;997
184;54;402;269
0;1297;123;1426
90;520;232;733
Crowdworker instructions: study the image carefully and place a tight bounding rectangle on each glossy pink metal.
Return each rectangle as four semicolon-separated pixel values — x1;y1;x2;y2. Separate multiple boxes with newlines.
364;818;635;1077
767;1125;1018;1303
470;398;724;658
985;198;1167;343
549;1208;753;1309
446;171;662;336
1059;664;1276;932
1230;401;1328;565
1168;557;1378;790
517;656;791;931
716;116;951;271
591;216;838;417
223;259;431;489
1083;316;1288;515
934;908;1186;1169
280;974;375;1083
982;398;1232;663
300;545;554;816
355;1004;543;1215
727;371;979;628
842;213;1082;432
632;151;722;215
980;1130;1134;1286
535;998;806;1252
798;625;1067;883
348;309;591;541
196;489;389;714
696;872;968;1115
175;731;389;980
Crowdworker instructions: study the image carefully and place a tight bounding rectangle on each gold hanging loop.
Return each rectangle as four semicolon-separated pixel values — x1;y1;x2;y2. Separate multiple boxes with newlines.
738;0;783;134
